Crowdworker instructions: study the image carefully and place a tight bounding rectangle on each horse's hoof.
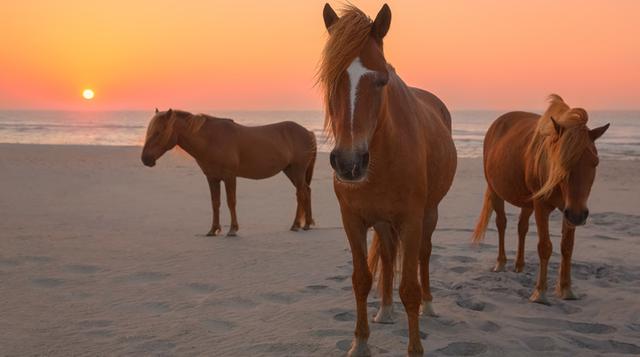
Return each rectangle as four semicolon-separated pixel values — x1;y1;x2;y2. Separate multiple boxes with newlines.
347;338;371;357
407;348;424;357
529;289;550;305
207;227;222;236
556;286;578;300
492;261;506;272
226;230;237;237
290;225;300;232
373;304;394;324
420;301;438;317
302;225;312;231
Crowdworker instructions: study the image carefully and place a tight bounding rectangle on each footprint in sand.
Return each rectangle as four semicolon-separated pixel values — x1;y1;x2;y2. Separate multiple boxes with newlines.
521;336;556;351
311;329;351;337
335;339;388;354
332;310;356;322
450;255;477;264
0;258;20;268
31;277;64;288
437;342;488;356
134;339;177;354
22;256;54;264
303;285;329;293
478;321;500;332
77;320;113;328
260;292;301;304
187;282;219;293
141;301;171;314
451;266;471;274
202;319;234;333
63;264;101;274
326;275;349;282
563;334;640;354
205;296;257;309
519;317;616;334
392;328;428;340
117;271;169;284
456;297;492;312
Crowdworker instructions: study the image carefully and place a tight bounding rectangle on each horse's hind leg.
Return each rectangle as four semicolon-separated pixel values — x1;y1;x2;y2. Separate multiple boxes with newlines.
284;166;307;231
372;223;397;324
420;207;438;317
515;207;533;272
491;193;507;272
223;177;239;236
206;177;222;236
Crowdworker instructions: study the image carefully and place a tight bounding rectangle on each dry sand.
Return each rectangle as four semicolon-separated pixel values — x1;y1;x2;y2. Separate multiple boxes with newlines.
1;143;639;356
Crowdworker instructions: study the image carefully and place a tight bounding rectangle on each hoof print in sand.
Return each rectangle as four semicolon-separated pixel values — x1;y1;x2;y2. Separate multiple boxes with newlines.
392;328;428;340
187;282;219;293
31;277;64;288
437;342;488;356
64;264;101;274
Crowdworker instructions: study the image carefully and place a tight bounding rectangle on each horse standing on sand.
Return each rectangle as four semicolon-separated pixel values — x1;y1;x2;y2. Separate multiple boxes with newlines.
319;4;456;356
473;95;609;304
141;109;317;236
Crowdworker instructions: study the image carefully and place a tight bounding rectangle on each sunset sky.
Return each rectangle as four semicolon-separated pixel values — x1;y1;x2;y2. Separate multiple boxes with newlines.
1;0;638;111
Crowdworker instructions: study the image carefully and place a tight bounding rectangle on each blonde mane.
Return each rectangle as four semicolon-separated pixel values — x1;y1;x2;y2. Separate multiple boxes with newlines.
528;94;593;199
317;5;373;137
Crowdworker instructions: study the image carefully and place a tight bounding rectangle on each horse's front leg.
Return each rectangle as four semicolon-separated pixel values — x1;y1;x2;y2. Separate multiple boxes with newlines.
399;215;425;356
420;207;437;317
206;177;222;236
556;219;577;300
223;177;239;236
342;210;372;357
530;201;553;304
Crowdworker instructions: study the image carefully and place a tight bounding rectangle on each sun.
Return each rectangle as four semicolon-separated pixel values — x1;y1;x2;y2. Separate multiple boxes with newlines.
82;89;95;100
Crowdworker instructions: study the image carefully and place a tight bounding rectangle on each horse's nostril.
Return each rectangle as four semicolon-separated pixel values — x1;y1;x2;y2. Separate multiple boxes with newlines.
362;152;369;167
329;152;337;170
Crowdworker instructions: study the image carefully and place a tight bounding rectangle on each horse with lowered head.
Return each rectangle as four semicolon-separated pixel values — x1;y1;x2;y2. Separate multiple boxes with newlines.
473;95;609;304
141;109;317;236
320;4;456;356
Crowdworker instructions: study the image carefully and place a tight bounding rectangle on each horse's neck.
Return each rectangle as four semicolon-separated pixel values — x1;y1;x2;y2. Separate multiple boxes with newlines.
174;118;204;160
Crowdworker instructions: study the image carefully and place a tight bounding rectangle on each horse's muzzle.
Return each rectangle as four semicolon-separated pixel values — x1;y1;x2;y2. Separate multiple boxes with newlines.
330;149;369;182
564;209;588;226
141;155;156;167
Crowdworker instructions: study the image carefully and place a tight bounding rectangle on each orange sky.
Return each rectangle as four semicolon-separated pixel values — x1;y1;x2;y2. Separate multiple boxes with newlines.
1;1;638;111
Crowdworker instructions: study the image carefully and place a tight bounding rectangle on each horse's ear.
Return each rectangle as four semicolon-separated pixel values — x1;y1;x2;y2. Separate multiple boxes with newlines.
589;123;610;141
550;116;563;136
323;3;339;32
155;108;159;114
167;109;173;118
371;4;392;42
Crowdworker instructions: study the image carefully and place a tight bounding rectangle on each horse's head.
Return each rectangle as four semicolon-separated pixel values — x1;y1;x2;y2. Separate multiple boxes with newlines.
141;108;178;167
533;96;609;226
554;119;609;226
320;4;391;182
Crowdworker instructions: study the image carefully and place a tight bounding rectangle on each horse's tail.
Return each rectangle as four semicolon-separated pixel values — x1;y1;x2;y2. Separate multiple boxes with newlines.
305;131;317;186
368;228;401;297
472;187;494;243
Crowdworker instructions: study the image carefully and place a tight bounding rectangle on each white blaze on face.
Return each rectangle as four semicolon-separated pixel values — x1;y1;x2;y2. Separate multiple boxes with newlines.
346;58;375;141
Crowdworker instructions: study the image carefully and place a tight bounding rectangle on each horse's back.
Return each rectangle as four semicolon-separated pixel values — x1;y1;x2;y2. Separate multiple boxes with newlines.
411;87;452;133
484;111;539;207
409;87;457;207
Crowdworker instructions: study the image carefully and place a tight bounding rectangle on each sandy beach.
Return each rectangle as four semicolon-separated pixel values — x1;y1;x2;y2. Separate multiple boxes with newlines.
1;143;639;356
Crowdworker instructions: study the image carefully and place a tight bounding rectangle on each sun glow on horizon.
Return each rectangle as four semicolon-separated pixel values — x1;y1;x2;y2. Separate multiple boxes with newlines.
82;89;95;100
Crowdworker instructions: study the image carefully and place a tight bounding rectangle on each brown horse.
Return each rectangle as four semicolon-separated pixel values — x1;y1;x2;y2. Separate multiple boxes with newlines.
141;109;317;236
473;95;609;304
319;4;456;356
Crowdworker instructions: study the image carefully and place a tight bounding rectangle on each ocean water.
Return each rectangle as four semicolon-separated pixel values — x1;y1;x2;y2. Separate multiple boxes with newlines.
0;110;637;159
